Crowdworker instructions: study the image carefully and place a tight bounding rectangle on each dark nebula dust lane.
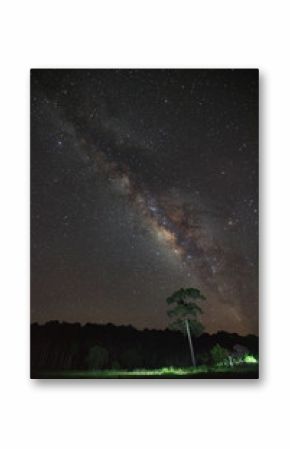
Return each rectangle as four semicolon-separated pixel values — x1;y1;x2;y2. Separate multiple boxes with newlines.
31;69;258;335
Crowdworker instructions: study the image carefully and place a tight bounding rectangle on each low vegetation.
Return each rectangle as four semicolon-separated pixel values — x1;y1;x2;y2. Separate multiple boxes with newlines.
39;360;258;379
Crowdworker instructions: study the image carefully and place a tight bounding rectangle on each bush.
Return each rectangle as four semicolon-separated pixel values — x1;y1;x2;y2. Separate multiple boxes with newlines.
210;344;229;365
86;345;109;370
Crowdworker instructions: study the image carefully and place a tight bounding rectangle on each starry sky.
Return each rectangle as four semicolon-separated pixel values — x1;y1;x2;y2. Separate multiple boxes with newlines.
31;69;258;335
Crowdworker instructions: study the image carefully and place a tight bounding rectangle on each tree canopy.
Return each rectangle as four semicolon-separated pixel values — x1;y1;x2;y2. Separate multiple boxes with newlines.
166;288;206;336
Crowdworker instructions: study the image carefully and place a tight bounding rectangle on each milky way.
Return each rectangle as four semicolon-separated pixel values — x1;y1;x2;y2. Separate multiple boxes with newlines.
31;69;258;335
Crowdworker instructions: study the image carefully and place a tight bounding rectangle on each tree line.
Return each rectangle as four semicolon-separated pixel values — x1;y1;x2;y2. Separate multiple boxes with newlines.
31;321;258;375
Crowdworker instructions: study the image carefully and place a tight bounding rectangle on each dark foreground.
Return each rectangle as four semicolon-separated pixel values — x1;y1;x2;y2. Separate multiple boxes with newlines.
33;364;259;379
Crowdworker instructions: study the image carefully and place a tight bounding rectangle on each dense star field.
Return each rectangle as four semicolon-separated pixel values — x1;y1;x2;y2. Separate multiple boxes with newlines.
31;69;258;335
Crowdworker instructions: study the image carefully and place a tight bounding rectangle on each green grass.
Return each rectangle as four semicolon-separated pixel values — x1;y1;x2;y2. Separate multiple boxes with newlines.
35;363;258;379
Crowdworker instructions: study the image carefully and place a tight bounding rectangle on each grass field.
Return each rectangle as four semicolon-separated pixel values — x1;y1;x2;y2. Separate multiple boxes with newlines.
34;363;259;379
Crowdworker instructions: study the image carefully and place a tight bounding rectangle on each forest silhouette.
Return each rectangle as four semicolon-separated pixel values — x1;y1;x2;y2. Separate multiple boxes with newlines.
31;321;258;378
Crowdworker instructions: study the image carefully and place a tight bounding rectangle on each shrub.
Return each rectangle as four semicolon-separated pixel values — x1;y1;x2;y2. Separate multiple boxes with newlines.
86;345;109;370
210;344;229;365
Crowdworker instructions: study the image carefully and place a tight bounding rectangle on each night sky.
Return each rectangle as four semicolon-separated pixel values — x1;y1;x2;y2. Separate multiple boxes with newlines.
31;69;258;335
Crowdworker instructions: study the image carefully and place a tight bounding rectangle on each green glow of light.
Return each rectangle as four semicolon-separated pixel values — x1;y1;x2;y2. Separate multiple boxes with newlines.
244;355;258;364
131;366;208;376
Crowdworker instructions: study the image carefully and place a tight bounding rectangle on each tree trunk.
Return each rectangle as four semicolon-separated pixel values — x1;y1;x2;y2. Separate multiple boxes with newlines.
185;319;196;367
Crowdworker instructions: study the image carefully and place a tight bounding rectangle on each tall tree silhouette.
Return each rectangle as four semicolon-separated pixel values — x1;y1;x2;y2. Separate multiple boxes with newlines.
166;288;206;367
